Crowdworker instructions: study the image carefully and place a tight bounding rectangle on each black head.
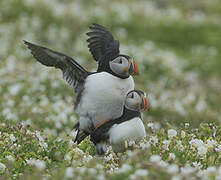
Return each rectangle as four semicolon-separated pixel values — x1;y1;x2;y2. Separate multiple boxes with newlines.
98;54;139;79
125;90;149;112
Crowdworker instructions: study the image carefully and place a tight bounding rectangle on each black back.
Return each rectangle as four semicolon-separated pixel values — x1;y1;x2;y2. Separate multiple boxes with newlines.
90;108;141;144
87;24;129;78
87;24;120;63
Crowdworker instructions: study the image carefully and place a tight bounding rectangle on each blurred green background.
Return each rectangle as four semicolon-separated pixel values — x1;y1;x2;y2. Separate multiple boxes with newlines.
0;0;221;134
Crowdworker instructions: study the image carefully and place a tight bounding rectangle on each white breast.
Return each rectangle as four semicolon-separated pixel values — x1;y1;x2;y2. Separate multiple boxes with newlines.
76;72;134;128
108;117;146;152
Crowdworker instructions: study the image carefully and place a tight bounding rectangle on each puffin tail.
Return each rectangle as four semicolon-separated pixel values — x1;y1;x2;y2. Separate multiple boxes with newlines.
74;130;89;144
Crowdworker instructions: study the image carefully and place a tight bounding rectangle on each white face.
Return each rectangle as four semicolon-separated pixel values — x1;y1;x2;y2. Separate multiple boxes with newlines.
125;91;143;111
109;56;130;78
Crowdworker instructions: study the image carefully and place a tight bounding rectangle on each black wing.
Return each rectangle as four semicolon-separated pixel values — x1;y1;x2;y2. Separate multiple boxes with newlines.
90;126;110;145
86;23;120;61
24;41;89;92
90;108;141;144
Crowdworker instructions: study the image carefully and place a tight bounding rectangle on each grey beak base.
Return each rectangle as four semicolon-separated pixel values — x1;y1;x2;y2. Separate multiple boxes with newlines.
129;63;134;75
140;99;145;110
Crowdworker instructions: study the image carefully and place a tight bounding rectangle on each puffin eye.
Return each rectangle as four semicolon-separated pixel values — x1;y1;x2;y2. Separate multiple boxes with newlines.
131;93;134;99
119;58;122;64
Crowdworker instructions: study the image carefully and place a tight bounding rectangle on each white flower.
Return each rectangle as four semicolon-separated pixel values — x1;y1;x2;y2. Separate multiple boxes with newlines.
26;159;46;170
6;155;14;162
104;151;116;162
150;155;161;163
205;166;216;174
169;153;176;160
185;123;190;127
127;151;137;158
35;160;46;170
139;141;150;149
21;119;32;127
134;169;149;176
96;164;104;170
192;162;202;169
0;162;6;172
75;147;84;154
8;84;22;95
64;154;72;161
149;136;158;146
195;99;206;112
88;168;97;175
158;160;168;168
181;130;185;138
129;174;136;180
171;175;182;180
197;145;207;156
147;123;154;129
206;139;217;148
69;139;74;146
117;164;132;173
167;164;179;174
176;140;184;151
163;140;170;150
218;166;221;177
82;154;93;163
215;145;221;152
39;141;48;149
128;140;135;146
196;170;206;178
35;131;48;149
10;134;16;142
181;165;195;175
65;167;74;178
97;174;106;180
168;129;177;138
189;139;204;148
78;167;87;175
139;140;150;149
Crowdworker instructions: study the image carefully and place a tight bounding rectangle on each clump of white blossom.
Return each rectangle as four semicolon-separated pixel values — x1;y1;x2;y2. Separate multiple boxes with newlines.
26;159;46;170
0;0;220;179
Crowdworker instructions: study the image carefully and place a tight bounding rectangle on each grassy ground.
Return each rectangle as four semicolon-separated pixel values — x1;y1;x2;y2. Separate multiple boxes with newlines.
0;0;220;179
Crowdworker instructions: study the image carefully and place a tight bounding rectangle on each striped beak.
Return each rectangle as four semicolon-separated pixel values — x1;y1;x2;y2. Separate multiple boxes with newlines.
140;95;149;111
129;59;139;75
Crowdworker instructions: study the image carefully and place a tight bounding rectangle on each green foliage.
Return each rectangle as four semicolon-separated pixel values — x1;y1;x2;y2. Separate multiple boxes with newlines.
0;0;220;179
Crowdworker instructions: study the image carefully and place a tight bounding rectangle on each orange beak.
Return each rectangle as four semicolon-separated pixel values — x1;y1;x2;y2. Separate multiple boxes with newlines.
142;96;149;111
130;59;139;75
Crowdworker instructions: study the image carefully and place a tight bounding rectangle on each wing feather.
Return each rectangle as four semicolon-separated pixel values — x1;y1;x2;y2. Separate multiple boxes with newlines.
24;41;89;92
86;23;120;61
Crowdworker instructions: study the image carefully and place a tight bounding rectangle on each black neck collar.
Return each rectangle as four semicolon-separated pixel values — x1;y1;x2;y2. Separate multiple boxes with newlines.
90;108;141;144
99;107;141;129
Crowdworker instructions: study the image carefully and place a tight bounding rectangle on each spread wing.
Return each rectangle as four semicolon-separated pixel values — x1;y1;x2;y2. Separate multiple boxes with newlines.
24;41;89;93
86;23;120;61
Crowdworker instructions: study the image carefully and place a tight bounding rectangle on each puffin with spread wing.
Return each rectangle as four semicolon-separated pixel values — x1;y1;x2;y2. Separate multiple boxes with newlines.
24;24;139;142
